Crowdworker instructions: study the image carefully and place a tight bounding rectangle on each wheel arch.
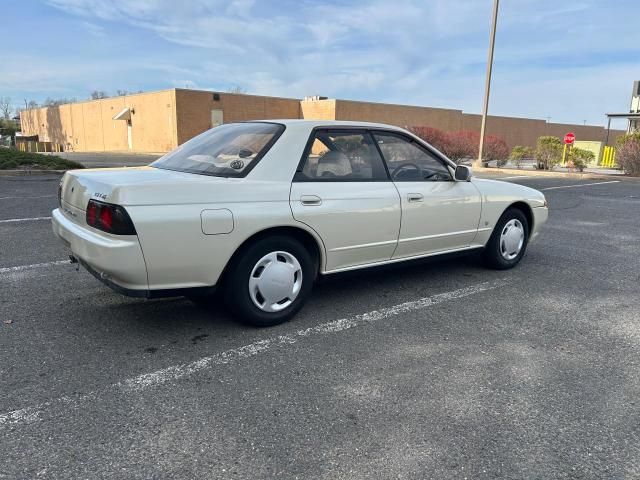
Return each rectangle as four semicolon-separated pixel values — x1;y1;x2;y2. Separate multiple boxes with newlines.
506;201;534;237
220;225;325;285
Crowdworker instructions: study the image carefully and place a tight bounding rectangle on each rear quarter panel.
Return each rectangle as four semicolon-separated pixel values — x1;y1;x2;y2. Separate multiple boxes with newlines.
127;180;321;290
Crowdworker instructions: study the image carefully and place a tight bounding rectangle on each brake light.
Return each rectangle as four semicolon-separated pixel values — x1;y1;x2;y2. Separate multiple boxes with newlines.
99;206;113;231
85;199;136;235
86;201;98;225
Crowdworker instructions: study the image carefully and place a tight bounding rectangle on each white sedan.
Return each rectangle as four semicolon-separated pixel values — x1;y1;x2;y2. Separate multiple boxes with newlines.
52;120;548;326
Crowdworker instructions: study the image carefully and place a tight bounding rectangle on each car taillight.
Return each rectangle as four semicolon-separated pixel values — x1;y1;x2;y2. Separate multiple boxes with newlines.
99;206;113;231
85;199;136;235
86;201;98;225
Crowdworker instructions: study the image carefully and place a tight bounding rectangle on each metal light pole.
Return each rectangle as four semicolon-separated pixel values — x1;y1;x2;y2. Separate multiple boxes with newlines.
475;0;500;169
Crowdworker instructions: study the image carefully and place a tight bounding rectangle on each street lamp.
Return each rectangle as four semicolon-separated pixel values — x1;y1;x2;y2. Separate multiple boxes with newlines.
475;0;500;169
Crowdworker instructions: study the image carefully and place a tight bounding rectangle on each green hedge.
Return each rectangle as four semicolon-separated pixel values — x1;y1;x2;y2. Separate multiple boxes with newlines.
0;149;84;170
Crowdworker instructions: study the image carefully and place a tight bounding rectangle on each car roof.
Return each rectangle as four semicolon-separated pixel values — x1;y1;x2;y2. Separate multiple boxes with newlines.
243;119;407;130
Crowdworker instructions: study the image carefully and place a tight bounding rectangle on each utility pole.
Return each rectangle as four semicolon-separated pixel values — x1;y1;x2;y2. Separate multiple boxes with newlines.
475;0;500;169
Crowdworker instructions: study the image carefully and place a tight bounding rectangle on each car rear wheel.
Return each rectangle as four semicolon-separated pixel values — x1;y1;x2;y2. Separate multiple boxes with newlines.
224;236;315;327
482;208;529;269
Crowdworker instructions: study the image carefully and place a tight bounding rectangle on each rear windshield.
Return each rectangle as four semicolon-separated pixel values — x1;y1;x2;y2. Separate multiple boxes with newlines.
151;122;284;177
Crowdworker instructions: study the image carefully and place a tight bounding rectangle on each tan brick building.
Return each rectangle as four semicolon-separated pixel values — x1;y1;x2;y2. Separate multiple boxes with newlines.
20;88;623;153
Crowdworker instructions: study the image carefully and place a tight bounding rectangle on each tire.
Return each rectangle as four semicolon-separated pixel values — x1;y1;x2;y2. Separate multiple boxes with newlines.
482;207;529;270
223;236;316;327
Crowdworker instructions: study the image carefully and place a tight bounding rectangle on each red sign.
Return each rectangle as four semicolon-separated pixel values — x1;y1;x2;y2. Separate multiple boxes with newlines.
564;132;575;144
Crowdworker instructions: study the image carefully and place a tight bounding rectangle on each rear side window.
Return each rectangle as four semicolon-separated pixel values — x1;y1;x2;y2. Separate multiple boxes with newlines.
152;122;284;178
295;130;388;181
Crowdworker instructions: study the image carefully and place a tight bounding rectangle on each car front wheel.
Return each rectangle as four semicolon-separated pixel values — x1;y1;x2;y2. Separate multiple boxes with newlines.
224;236;315;327
482;208;529;269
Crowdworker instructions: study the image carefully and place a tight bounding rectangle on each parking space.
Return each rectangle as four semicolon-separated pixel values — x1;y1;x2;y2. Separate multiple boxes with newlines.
1;172;640;478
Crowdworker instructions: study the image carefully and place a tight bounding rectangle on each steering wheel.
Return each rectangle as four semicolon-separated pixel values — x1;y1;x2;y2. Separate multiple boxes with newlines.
391;162;422;180
422;170;441;180
238;148;254;158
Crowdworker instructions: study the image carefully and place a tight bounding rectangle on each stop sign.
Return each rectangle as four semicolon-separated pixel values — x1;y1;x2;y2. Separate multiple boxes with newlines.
564;132;575;144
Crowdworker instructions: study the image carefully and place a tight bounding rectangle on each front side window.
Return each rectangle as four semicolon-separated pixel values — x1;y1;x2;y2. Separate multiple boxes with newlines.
295;130;388;181
152;122;284;177
373;132;452;182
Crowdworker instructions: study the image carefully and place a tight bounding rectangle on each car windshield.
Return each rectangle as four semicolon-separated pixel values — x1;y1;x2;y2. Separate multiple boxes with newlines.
151;122;284;177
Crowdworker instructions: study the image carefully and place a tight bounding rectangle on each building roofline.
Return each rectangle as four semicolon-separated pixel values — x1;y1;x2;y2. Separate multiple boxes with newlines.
173;87;301;101
17;88;178;113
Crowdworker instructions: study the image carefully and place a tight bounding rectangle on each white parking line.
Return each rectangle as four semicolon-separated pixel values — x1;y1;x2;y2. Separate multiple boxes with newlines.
0;260;70;275
0;195;56;200
0;278;507;429
541;180;621;191
0;216;52;224
498;175;536;180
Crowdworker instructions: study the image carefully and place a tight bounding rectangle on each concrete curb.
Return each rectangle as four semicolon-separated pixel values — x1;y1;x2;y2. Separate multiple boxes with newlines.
474;166;626;180
0;169;67;177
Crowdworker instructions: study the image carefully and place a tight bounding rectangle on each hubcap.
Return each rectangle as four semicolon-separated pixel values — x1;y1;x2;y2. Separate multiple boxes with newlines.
499;219;525;260
248;251;303;312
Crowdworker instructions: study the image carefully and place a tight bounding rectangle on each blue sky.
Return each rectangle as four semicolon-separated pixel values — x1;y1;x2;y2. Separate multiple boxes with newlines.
2;0;638;127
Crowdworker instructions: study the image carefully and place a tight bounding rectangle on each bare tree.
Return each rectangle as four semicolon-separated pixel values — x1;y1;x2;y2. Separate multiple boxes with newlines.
227;85;247;94
116;89;129;96
23;99;39;110
90;90;109;100
0;97;12;120
43;97;76;107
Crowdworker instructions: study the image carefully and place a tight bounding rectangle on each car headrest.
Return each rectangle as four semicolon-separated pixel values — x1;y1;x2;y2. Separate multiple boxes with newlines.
316;151;352;177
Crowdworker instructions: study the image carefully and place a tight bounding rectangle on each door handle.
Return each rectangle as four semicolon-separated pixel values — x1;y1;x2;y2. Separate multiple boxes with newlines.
407;193;424;203
300;195;322;206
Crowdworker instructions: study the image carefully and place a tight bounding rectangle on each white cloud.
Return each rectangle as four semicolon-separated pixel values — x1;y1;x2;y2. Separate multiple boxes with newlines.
27;0;640;125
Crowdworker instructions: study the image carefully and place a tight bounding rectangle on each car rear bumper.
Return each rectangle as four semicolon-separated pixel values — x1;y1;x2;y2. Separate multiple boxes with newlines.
51;208;149;293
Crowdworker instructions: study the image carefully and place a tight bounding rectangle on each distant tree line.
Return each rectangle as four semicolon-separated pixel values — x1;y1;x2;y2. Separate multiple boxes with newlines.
3;89;146;114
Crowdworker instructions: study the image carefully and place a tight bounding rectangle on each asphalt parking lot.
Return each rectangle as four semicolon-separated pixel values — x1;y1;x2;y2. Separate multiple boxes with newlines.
1;171;639;479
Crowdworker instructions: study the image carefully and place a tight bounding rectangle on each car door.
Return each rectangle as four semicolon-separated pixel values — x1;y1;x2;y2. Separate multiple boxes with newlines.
372;131;482;259
290;128;401;272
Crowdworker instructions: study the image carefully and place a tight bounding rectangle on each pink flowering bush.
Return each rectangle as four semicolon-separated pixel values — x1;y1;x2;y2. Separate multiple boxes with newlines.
408;127;510;165
616;133;640;176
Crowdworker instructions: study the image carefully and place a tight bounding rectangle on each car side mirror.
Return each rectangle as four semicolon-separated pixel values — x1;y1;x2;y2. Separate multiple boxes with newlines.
454;165;472;181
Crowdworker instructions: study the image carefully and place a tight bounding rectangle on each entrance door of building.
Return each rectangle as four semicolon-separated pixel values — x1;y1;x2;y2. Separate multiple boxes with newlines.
211;109;223;128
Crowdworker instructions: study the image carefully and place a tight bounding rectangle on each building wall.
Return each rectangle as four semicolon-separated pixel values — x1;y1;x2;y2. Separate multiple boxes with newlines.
300;99;337;121
20;88;626;153
333;99;464;132
299;98;624;149
573;140;603;163
174;89;301;145
20;90;177;153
